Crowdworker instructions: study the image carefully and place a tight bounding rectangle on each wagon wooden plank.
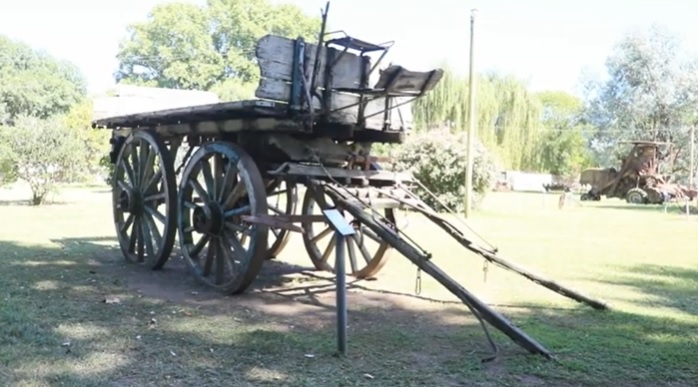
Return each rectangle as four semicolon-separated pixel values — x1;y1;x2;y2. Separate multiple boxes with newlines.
255;34;367;89
110;117;307;138
373;65;444;95
92;99;286;129
255;78;396;129
269;163;413;183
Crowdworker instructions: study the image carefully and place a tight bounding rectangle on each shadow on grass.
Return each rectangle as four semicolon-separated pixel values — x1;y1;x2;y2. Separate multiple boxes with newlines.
592;263;698;316
590;201;698;216
0;237;696;386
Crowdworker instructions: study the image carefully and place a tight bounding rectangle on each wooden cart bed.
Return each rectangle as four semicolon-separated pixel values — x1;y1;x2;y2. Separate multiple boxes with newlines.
93;34;443;141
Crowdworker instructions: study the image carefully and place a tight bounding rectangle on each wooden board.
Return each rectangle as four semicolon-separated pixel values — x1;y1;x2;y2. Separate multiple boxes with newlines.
92;99;287;129
373;65;444;96
255;79;413;131
109;117;308;139
255;34;367;89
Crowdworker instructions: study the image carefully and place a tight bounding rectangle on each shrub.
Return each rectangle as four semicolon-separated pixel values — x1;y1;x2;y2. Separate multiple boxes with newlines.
386;129;497;212
0;115;90;205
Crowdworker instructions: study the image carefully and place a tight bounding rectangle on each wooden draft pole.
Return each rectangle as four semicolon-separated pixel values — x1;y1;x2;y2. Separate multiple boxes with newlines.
464;9;478;218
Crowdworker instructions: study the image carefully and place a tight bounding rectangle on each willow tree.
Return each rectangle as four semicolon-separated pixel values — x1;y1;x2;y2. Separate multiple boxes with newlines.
412;68;545;171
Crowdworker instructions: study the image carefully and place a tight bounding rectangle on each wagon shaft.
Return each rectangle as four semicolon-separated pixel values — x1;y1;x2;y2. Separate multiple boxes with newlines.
319;181;608;359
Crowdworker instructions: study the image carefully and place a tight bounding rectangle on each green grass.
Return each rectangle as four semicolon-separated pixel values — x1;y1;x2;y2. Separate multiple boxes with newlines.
1;185;697;386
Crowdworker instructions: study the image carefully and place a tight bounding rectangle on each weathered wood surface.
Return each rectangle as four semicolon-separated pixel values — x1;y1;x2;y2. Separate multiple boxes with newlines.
373;65;444;95
269;163;413;184
255;78;402;129
255;35;414;130
255;34;367;89
109;117;308;139
92;99;287;129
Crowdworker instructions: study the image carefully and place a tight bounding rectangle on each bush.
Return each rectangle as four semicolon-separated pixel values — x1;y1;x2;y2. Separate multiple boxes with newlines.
386;129;497;212
0;115;90;205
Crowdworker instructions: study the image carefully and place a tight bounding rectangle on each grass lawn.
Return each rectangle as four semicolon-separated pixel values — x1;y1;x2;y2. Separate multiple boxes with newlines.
0;183;697;386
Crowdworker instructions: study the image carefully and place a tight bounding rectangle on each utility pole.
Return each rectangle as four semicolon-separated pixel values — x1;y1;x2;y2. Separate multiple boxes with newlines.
464;8;478;218
690;125;696;188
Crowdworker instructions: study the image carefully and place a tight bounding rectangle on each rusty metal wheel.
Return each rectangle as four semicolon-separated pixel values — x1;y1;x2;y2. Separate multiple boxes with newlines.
177;141;269;294
112;130;177;270
264;178;298;259
300;185;394;279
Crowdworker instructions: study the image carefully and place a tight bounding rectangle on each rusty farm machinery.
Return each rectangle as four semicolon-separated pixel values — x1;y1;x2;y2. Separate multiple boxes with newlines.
580;140;698;204
92;3;607;360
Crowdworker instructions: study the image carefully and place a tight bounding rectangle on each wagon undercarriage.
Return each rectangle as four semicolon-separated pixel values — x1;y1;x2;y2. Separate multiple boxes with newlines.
93;2;607;361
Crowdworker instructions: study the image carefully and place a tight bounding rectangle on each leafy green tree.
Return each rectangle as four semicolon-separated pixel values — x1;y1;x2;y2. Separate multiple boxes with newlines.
536;91;593;177
0;35;86;123
115;0;321;92
411;67;545;171
583;24;698;176
0;115;90;205
65;99;112;179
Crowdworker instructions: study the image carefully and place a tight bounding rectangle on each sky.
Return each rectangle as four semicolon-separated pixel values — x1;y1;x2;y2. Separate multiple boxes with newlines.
2;0;698;97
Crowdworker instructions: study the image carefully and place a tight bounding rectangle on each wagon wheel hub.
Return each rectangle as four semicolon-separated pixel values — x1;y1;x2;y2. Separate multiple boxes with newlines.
193;202;225;235
119;189;144;215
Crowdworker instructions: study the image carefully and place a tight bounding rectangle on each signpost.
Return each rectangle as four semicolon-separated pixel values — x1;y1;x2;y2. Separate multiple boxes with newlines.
322;209;356;355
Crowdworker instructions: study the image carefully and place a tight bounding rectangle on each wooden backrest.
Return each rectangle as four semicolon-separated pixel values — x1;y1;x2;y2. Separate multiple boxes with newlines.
255;35;369;102
254;34;417;130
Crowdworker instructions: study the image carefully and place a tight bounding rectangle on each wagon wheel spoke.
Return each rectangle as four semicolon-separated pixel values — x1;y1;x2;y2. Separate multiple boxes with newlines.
320;235;336;263
224;182;247;209
263;178;298;260
140;215;155;259
112;131;177;270
351;233;373;264
311;226;333;244
119;158;136;188
346;238;359;273
138;139;157;188
189;234;211;257
202;240;216;278
143;212;163;249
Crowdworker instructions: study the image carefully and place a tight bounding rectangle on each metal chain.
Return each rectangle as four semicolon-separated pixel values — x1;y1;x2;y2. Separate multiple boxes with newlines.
414;267;422;295
482;260;489;283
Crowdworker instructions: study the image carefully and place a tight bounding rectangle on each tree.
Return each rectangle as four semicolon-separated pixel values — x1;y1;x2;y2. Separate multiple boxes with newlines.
411;67;545;171
536;91;593;177
583;24;698;176
0;115;90;205
65;99;112;180
0;35;87;123
115;0;321;92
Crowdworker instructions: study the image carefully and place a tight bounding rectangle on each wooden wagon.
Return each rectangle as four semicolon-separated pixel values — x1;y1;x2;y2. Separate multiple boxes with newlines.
93;4;608;360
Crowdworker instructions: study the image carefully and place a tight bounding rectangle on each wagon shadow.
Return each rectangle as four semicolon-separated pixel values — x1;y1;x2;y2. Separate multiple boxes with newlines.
49;236;317;302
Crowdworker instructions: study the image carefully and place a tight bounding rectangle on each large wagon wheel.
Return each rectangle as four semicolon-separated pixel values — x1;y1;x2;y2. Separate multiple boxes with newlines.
177;141;269;294
265;178;298;259
112;130;178;269
300;185;395;279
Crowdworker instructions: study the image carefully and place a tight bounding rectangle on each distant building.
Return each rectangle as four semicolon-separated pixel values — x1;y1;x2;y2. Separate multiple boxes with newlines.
92;84;220;120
